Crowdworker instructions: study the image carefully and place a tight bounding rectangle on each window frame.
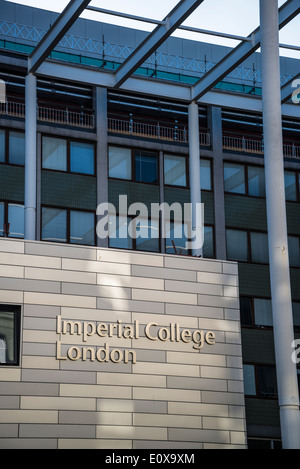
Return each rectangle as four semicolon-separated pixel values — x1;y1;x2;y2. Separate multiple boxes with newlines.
226;227;270;265
0;128;25;167
41;134;96;176
0;199;25;239
41;205;96;246
243;363;278;399
0;304;21;367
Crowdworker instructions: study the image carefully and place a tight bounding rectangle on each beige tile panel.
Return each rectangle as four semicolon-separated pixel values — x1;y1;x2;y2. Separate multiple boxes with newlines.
230;431;247;445
62;258;131;276
0;252;61;269
0;410;58;424
97;399;136;413
97;298;165;314
21;396;96;411
168;401;229;418
132;264;197;282
22;329;59;344
200;366;243;381
198;318;240;333
59;410;132;425
98;249;164;267
62;283;132;300
131;312;198;329
201;391;245;406
96;425;167;440
197;294;239;309
196;271;238;286
133;387;201;402
0;239;24;253
23;292;97;309
164;256;222;273
0;368;21;382
60;383;132;399
25;240;97;260
132;289;197;305
165;303;224;319
166;351;226;367
223;285;239;298
133;361;199;377
25;267;97;285
61;307;132;323
58;334;133;348
133;413;201;429
168;427;230;444
0;265;24;279
165;279;223;296
0;290;23;303
96;373;166;388
58;439;132;449
222;262;239;275
97;274;164;291
21;356;60;370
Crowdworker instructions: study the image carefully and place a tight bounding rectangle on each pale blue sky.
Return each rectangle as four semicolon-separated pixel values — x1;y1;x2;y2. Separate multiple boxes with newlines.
5;0;300;58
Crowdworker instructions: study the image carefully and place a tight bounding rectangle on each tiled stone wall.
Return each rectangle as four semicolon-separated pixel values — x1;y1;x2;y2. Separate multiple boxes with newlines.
0;238;246;449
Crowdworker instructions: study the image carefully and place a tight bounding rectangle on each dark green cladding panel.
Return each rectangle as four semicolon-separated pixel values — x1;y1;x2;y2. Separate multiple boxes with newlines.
0;165;24;202
245;399;280;431
241;329;275;364
164;187;214;225
225;194;267;230
42;171;96;210
286;203;300;235
109;180;159;212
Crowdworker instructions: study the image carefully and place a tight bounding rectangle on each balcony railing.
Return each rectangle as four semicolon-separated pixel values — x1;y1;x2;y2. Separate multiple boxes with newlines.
0;100;95;129
108;117;211;146
0;101;299;159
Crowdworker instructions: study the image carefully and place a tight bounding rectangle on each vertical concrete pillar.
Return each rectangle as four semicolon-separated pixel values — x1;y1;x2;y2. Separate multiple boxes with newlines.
24;73;37;240
95;87;108;248
159;150;166;253
260;0;300;449
188;101;203;257
208;106;226;260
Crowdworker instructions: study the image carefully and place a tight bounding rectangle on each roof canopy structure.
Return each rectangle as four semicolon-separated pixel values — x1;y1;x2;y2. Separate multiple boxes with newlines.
26;0;300;111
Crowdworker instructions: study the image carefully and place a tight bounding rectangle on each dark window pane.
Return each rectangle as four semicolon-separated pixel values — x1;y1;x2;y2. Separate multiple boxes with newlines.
0;129;5;163
250;232;269;264
8;203;24;239
70;211;95;245
135;151;158;183
285;171;297;201
203;226;214;258
0;308;20;365
288;236;300;268
42;136;67;171
42;207;67;243
226;229;248;261
164;154;186;187
201;159;212;191
248;166;265;197
257;366;277;397
9;131;25;165
240;297;253;326
109;146;131;180
109;215;133;250
0;202;4;237
224;163;245;194
70;141;94;175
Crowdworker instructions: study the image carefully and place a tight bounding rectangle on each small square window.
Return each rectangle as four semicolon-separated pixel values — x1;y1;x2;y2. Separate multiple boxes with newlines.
0;305;21;366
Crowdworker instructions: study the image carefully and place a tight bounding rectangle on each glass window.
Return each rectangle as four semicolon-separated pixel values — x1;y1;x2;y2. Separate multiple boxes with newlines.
200;159;212;191
248;166;265;197
203;226;214;258
250;232;269;264
224;163;246;194
226;229;248;261
109;215;133;250
109;146;132;180
134;217;159;252
254;298;273;327
70;141;94;175
0;129;5;163
0;306;20;366
165;221;190;256
240;296;253;326
285;171;297;202
42;207;67;243
288;236;300;268
135;151;158;184
164;154;186;187
8;204;24;239
292;302;300;328
243;364;256;395
9;131;25;165
42;136;67;171
257;366;277;397
70;211;95;245
0;202;4;237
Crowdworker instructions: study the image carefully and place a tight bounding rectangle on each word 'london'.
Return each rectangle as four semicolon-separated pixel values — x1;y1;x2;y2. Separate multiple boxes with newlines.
56;316;216;364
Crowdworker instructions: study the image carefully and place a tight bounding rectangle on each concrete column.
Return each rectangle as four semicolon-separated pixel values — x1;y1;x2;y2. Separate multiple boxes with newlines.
95;87;108;248
260;0;300;449
208;106;226;260
159;150;166;253
188;101;203;257
24;73;37;240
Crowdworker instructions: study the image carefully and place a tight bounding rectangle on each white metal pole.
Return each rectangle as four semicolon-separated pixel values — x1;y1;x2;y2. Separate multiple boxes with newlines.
24;73;37;240
260;0;300;449
188;101;203;257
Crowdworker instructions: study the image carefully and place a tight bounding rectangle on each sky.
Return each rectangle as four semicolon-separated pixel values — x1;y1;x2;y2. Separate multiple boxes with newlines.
5;0;300;58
